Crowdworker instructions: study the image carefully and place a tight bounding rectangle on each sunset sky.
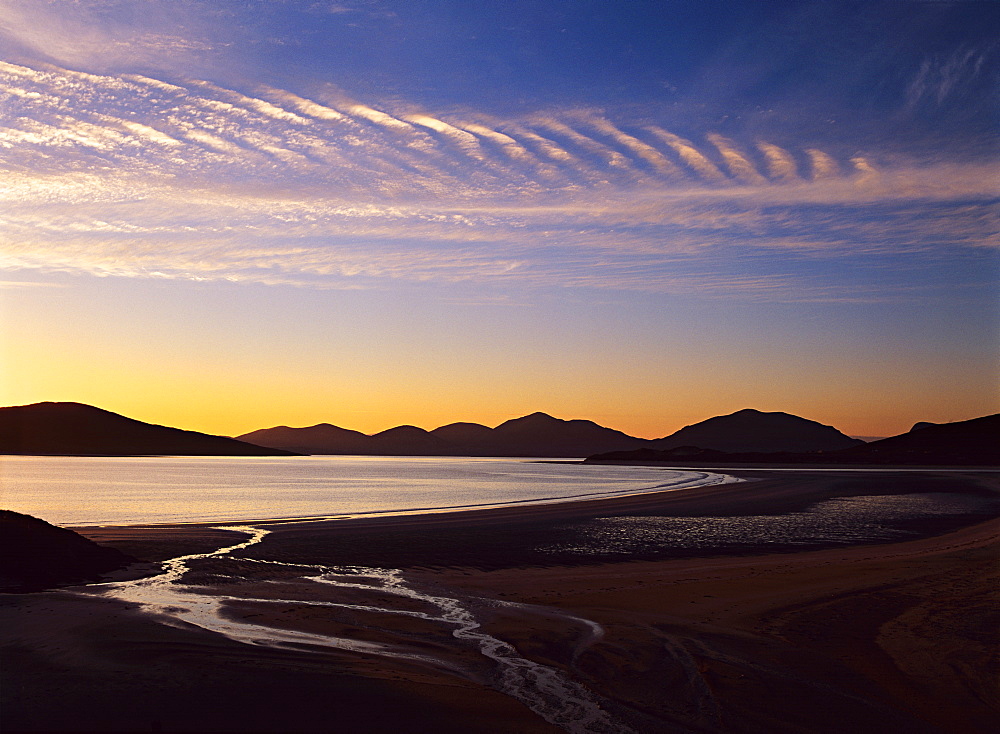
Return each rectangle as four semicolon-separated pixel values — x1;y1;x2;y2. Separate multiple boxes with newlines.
1;0;997;439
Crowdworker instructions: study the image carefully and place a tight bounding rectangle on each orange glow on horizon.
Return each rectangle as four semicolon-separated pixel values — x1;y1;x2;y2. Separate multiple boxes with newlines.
3;273;996;443
2;375;995;443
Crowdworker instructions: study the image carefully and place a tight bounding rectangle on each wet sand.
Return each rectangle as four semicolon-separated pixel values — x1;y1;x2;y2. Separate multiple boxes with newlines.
3;469;998;732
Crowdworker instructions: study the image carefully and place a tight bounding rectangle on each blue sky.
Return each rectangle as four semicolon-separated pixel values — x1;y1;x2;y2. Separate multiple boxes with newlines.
0;0;997;436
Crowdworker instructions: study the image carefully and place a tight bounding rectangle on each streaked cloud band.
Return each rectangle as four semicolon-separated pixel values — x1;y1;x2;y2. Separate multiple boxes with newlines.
0;61;996;301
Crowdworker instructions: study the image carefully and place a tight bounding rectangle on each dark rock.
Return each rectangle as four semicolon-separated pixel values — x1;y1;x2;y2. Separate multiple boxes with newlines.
0;510;138;592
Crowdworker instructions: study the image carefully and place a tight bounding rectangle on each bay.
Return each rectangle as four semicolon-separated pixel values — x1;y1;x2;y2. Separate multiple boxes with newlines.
0;455;732;526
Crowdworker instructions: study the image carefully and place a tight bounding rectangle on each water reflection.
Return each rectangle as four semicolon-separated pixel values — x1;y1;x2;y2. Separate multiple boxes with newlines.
86;527;628;734
542;492;1000;556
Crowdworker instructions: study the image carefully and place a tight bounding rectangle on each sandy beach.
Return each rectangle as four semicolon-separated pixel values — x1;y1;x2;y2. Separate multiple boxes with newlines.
3;469;998;733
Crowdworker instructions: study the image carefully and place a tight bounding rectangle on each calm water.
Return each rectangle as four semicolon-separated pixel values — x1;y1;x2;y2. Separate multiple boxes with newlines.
542;492;1000;556
0;455;734;525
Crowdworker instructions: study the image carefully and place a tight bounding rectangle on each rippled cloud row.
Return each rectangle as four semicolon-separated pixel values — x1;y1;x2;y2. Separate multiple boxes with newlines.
1;60;996;300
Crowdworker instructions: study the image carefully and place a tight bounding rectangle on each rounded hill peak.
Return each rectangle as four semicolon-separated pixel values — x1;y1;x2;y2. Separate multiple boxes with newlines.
655;409;861;453
497;412;560;426
374;425;430;436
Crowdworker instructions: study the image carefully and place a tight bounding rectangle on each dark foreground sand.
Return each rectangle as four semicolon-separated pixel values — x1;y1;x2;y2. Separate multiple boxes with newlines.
2;470;998;733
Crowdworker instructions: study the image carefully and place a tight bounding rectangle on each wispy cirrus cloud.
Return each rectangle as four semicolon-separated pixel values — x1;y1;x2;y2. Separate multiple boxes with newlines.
0;60;996;302
0;0;227;72
905;46;993;111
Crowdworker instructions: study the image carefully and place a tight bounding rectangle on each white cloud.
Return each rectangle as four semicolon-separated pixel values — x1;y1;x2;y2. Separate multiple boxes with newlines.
576;114;682;177
706;134;767;185
645;127;728;182
0;60;996;302
756;141;799;182
0;0;226;71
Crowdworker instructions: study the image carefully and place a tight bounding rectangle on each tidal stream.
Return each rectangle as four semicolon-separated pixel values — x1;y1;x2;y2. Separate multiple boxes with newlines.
86;526;628;734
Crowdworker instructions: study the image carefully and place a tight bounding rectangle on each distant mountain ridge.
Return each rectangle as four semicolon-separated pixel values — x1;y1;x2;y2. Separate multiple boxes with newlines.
6;401;991;464
587;413;1000;466
0;402;298;456
237;408;861;458
238;411;649;458
237;423;369;455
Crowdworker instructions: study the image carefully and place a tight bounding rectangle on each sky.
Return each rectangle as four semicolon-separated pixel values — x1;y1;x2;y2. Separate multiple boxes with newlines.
0;0;997;439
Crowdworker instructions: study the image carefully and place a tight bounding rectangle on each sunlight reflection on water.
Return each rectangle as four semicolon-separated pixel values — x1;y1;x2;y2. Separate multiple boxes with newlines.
0;455;735;525
541;493;1000;555
88;527;629;734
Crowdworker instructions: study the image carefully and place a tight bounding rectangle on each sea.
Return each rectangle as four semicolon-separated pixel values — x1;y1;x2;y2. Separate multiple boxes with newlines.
0;455;733;526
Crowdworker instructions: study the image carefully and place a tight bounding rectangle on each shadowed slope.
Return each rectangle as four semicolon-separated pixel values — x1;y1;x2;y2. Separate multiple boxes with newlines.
839;413;1000;465
238;411;650;457
237;423;369;455
366;426;452;455
0;510;137;591
651;408;863;453
0;402;298;456
429;422;496;451
487;412;648;457
588;413;999;466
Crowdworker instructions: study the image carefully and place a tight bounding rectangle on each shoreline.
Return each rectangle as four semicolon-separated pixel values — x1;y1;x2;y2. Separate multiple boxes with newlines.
65;464;1000;532
416;511;1000;733
74;468;1000;568
67;466;740;531
5;468;998;733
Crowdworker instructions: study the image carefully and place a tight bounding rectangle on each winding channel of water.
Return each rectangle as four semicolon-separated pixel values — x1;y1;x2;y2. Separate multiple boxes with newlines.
84;526;630;734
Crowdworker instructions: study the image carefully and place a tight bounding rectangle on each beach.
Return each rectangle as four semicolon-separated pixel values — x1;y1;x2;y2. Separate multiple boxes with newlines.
3;469;998;733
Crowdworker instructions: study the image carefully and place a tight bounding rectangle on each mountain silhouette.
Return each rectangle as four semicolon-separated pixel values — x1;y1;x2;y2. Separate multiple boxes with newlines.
649;408;862;453
7;401;988;464
588;412;999;466
0;402;298;456
367;425;451;455
0;510;137;591
487;412;648;457
239;411;649;457
429;421;496;449
237;423;369;455
838;413;999;465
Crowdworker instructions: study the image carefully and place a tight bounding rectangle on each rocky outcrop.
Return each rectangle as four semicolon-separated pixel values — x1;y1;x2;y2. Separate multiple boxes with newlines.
0;510;138;591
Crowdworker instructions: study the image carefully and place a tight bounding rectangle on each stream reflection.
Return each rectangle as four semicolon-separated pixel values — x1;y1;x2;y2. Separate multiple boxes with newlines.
85;527;628;734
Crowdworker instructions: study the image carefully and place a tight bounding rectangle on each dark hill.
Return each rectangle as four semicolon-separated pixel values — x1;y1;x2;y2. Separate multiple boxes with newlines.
0;402;298;456
236;423;369;455
488;412;649;457
366;426;452;455
429;422;495;452
650;408;862;453
0;510;137;591
838;413;1000;465
239;412;651;457
588;413;999;466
